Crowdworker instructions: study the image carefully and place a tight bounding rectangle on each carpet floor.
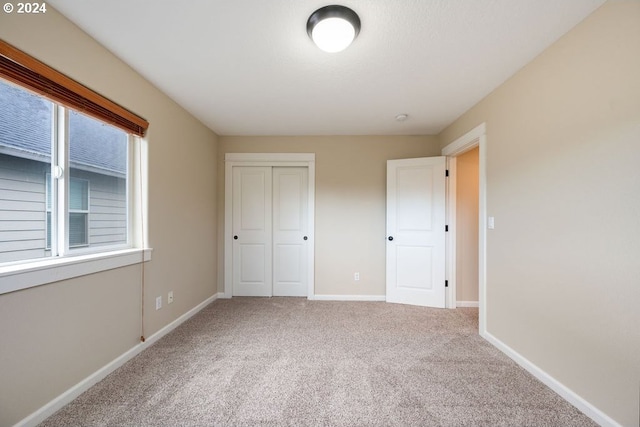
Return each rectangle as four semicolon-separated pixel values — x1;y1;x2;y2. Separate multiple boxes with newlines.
40;298;597;426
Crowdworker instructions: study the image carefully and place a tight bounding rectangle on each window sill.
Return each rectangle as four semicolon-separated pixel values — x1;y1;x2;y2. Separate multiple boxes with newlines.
0;248;152;295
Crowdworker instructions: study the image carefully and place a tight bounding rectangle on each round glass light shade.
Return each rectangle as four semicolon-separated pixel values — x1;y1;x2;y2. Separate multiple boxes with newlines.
307;5;361;53
312;17;356;53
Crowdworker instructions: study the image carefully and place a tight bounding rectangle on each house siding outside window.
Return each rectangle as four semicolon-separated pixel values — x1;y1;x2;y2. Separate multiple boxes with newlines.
0;79;128;264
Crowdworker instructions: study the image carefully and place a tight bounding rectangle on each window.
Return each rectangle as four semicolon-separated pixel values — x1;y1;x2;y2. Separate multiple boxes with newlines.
1;80;53;263
0;40;149;295
46;176;91;249
69;110;128;249
68;178;90;247
1;79;131;263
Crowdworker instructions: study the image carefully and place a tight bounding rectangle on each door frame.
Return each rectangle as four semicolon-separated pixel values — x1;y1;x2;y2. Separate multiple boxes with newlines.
442;123;487;334
223;153;315;299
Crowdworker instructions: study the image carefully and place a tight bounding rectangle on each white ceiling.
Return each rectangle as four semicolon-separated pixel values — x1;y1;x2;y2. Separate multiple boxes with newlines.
48;0;605;136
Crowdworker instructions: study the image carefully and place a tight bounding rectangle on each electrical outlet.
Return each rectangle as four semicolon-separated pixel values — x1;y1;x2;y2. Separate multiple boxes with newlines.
354;272;360;281
155;296;162;310
168;291;174;304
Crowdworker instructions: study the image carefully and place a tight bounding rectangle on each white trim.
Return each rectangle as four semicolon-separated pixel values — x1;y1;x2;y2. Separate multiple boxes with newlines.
224;153;315;299
130;135;149;249
442;123;486;156
0;248;152;295
456;301;479;308
441;123;487;335
478;135;487;335
311;294;386;302
482;331;621;427
13;293;219;427
225;152;315;163
143;294;218;345
224;159;233;298
306;161;316;299
445;157;457;309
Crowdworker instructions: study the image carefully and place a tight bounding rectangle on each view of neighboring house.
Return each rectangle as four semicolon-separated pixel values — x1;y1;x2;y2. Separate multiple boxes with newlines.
0;80;129;263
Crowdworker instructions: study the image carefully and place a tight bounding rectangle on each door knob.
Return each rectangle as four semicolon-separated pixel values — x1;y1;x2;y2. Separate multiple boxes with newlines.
234;235;238;240
388;236;394;241
303;236;308;240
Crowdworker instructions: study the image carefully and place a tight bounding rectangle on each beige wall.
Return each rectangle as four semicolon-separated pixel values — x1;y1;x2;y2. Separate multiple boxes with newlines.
217;136;440;296
455;147;479;303
438;2;640;425
0;7;218;426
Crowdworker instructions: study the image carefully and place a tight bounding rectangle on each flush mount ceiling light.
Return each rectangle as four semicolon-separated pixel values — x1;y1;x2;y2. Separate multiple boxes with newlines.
307;5;361;53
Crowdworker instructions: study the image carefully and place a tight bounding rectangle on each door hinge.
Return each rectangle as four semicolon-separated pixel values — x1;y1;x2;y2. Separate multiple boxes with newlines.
445;280;449;288
445;169;449;177
445;225;449;232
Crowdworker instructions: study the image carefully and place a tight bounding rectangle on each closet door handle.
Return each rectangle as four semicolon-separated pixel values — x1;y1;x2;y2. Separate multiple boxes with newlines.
234;235;238;240
388;236;394;241
303;236;308;240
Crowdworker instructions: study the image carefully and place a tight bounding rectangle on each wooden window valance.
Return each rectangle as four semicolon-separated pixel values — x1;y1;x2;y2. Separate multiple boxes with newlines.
0;39;148;137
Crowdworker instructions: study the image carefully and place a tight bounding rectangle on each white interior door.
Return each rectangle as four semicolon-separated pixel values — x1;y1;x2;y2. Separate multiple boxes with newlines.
232;167;272;296
273;167;308;296
386;157;446;307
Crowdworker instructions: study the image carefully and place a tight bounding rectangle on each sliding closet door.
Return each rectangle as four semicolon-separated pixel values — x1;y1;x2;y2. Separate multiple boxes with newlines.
231;166;309;297
232;167;272;297
272;167;308;296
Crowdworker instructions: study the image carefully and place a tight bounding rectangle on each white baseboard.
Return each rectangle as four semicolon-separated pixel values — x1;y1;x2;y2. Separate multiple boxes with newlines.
311;294;386;302
15;293;219;427
482;331;621;427
20;294;618;427
142;293;219;347
456;301;479;308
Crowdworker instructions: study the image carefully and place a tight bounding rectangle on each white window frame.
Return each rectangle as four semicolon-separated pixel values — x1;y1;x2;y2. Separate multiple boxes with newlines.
0;96;151;295
67;177;90;248
46;174;91;250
